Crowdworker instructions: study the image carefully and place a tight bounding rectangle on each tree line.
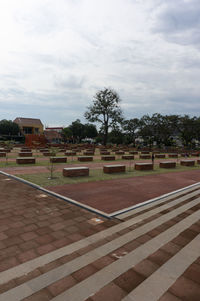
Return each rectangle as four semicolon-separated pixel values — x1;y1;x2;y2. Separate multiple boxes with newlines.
1;88;200;148
84;88;200;148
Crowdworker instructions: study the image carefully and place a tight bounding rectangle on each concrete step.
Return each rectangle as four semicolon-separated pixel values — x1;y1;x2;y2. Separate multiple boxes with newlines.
0;192;199;301
1;186;199;285
122;234;200;301
117;184;200;220
51;210;200;301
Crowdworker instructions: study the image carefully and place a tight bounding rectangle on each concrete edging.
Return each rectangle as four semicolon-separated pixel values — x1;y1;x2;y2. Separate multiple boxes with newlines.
0;171;111;219
111;181;200;217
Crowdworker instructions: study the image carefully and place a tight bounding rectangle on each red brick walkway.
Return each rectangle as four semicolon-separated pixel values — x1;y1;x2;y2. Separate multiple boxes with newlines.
0;173;199;300
0;173;117;274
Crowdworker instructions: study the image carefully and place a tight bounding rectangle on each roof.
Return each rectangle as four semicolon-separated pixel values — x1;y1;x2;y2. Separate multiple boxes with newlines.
13;117;43;126
46;127;63;130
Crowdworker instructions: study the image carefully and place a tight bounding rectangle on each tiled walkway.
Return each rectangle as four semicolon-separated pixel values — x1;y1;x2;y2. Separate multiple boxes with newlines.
0;173;200;300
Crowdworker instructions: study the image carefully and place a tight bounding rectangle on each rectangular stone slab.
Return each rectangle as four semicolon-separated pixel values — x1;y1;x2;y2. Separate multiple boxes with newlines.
101;156;115;161
139;155;151;159
103;165;126;173
0;152;6;157
16;157;36;164
78;156;93;162
160;161;176;168
18;152;33;157
63;167;89;177
135;163;153;170
155;154;166;158
50;157;67;163
180;160;195;166
168;153;178;158
122;155;134;160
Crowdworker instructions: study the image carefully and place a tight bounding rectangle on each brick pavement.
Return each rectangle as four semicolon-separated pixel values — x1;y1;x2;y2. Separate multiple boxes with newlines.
0;173;199;300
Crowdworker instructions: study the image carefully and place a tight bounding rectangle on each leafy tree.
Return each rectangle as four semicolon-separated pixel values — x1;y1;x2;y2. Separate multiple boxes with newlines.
194;117;200;143
83;123;98;139
108;127;124;145
179;115;196;147
62;127;73;143
0;120;20;136
138;114;180;147
123;118;140;145
85;88;123;145
69;119;85;143
138;115;154;147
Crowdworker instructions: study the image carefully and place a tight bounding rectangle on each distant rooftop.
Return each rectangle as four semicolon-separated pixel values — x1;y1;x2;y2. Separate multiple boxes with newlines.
14;117;43;126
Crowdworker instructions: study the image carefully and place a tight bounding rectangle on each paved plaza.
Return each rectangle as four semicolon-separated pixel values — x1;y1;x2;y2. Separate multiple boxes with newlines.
0;171;199;300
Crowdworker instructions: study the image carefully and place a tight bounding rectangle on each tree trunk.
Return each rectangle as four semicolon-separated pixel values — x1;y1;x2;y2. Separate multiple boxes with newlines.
103;126;108;145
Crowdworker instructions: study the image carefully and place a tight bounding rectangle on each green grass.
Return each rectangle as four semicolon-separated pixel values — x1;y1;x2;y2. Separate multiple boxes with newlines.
16;164;200;187
0;154;198;168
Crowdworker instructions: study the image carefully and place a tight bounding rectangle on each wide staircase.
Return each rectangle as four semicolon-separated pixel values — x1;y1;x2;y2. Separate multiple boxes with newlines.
0;184;200;300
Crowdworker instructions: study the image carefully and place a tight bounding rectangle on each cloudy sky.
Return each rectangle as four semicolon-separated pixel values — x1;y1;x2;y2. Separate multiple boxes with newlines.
0;0;200;127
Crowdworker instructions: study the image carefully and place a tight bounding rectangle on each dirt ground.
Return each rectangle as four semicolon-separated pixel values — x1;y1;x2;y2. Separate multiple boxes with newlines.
47;169;200;214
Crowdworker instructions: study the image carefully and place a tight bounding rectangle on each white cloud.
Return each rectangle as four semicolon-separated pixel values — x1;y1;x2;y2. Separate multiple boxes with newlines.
0;0;200;126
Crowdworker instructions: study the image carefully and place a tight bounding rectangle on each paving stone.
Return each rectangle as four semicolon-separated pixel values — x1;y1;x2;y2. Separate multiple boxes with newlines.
0;232;8;240
147;249;172;266
0;257;19;272
35;234;54;245
114;269;146;293
37;244;56;255
20;232;38;242
169;276;200;301
0;280;17;294
90;283;126;301
23;288;53;301
72;264;98;282
0;172;200;300
47;275;77;297
182;263;200;285
133;259;159;277
92;255;116;270
158;292;182;301
17;250;38;263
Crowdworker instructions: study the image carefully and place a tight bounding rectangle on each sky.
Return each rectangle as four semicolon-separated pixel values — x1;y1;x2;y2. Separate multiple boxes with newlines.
0;0;200;127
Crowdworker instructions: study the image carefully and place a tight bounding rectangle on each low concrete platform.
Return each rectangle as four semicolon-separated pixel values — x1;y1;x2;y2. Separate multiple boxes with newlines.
139;154;151;159
103;164;126;174
63;167;89;177
16;157;36;164
101;156;115;161
129;151;138;154
65;151;76;156
160;161;176;168
135;163;153;170
115;151;125;155
50;157;67;163
100;151;110;155
83;151;95;156
180;160;195;167
122;155;134;160
0;152;6;157
155;154;166;158
18;152;33;157
168;153;178;158
43;152;51;156
78;156;93;162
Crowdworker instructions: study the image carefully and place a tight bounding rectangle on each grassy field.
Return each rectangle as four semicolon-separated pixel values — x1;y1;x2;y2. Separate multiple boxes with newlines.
16;164;200;187
0;155;197;168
